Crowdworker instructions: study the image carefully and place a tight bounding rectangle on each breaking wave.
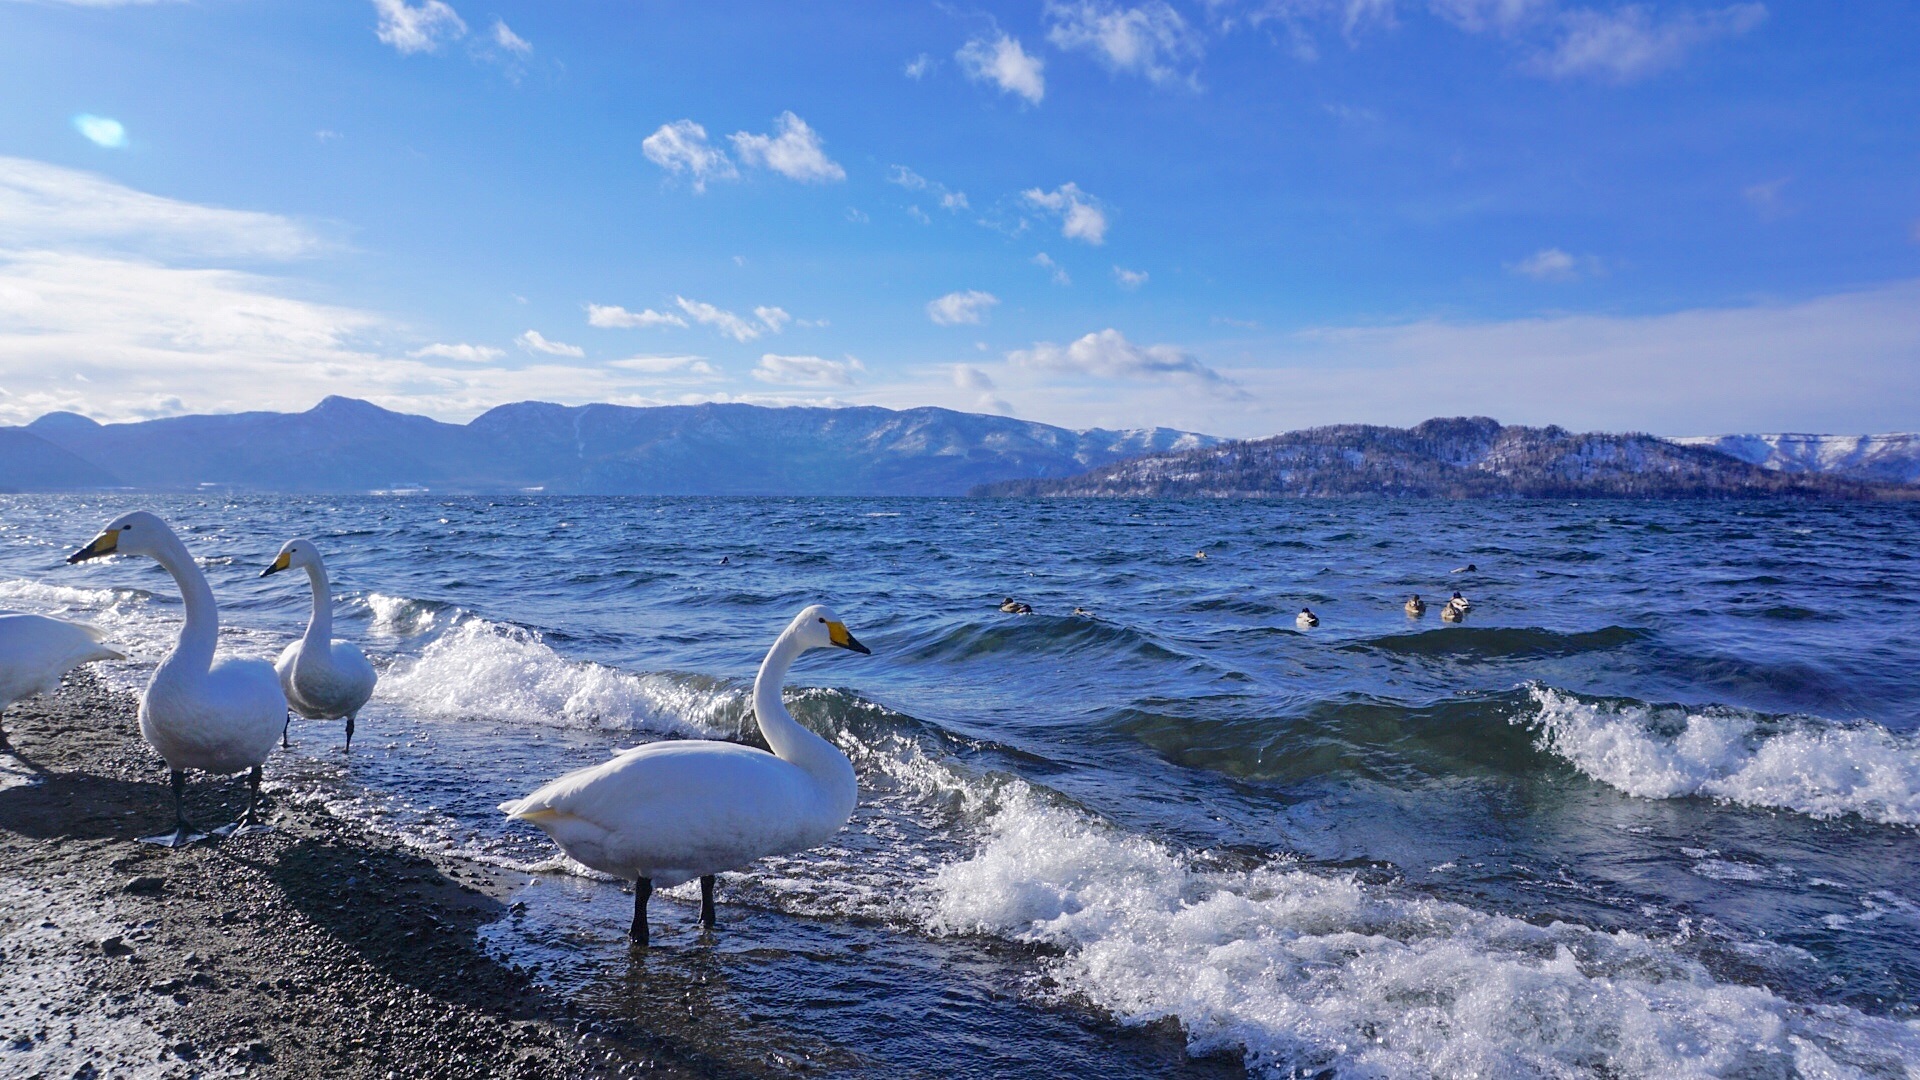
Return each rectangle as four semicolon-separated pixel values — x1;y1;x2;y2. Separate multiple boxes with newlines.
1519;685;1920;826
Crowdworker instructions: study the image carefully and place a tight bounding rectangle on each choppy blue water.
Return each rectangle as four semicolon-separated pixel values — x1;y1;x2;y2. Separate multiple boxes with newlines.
5;494;1919;1077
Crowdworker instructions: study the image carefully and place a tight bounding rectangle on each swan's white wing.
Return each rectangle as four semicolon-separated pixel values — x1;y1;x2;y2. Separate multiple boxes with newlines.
0;614;125;705
503;740;836;881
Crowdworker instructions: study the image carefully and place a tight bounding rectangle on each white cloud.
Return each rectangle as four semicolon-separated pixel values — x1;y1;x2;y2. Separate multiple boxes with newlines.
1045;1;1201;85
1113;266;1148;289
1009;328;1239;393
753;353;863;386
1532;3;1767;82
957;34;1046;104
754;306;792;333
907;205;932;224
372;0;467;54
587;304;687;329
1033;251;1072;285
1743;177;1791;219
952;363;1014;414
0;156;321;261
887;166;969;211
410;342;503;363
675;296;764;342
729;113;845;183
491;18;531;54
1233;279;1920;436
72;115;127;149
927;290;1000;326
641;120;738;192
1023;182;1108;244
905;53;935;78
953;363;998;392
1508;246;1603;281
606;354;720;377
1430;0;1549;33
516;329;584;357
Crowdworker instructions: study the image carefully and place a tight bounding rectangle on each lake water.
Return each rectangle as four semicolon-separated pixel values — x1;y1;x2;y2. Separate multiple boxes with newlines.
5;494;1919;1077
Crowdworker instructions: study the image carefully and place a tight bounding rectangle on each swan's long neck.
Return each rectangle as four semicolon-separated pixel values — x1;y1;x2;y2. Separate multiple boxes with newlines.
151;528;217;676
301;561;333;646
751;627;847;778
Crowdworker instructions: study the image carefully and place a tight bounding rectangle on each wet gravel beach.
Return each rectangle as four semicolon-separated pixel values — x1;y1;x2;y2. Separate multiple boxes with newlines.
0;673;699;1079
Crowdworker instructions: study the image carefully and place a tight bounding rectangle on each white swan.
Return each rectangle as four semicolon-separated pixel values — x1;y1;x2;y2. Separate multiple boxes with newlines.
68;512;286;845
0;614;125;748
262;539;376;751
501;604;870;945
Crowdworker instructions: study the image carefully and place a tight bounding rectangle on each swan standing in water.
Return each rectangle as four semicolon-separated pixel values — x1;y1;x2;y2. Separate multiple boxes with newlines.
69;512;286;845
0;614;126;748
501;605;870;945
262;539;377;751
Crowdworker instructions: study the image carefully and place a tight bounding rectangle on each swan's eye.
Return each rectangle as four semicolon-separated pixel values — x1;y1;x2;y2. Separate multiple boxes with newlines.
818;617;826;623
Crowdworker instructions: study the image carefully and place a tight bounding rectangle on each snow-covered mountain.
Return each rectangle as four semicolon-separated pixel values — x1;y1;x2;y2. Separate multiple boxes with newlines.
1669;433;1920;486
975;417;1885;499
2;397;1220;496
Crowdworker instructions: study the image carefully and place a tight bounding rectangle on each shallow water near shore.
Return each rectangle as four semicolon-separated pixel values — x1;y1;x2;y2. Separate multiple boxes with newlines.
5;494;1920;1077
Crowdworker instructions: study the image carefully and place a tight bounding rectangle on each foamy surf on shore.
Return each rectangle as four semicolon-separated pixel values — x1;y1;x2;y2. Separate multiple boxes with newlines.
921;788;1920;1078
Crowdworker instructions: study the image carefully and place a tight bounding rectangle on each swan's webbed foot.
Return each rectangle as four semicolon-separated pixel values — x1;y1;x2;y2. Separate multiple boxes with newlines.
141;825;208;847
699;874;717;930
630;877;653;947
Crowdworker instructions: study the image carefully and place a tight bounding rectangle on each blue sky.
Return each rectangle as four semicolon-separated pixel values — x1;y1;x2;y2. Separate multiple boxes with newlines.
0;0;1915;437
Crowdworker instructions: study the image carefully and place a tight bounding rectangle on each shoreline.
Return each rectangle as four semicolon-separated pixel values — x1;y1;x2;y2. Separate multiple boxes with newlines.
0;671;702;1079
1;673;1240;1080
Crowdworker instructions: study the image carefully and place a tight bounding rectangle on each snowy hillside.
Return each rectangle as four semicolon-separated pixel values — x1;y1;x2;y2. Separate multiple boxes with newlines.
1670;433;1920;485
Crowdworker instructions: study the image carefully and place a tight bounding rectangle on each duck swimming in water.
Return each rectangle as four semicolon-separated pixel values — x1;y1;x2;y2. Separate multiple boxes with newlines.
1452;563;1478;574
1297;607;1319;628
1448;591;1472;613
1000;598;1033;615
1405;595;1426;617
1441;601;1466;622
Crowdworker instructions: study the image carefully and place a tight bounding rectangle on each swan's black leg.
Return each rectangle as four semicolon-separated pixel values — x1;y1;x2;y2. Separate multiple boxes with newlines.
344;714;355;753
281;710;291;749
699;874;717;929
142;769;204;846
241;764;263;826
631;877;653;946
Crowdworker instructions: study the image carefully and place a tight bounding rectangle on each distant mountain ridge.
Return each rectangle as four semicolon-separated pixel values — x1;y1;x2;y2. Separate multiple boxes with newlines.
973;417;1895;499
1669;432;1920;486
0;397;1219;496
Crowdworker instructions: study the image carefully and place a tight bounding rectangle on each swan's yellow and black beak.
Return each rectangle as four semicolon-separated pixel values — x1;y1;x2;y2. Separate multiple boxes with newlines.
260;551;291;578
827;621;871;655
67;530;120;564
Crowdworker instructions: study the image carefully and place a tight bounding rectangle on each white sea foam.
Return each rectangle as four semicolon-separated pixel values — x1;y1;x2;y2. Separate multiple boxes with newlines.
1520;686;1920;826
919;789;1920;1078
361;591;442;637
377;616;742;735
